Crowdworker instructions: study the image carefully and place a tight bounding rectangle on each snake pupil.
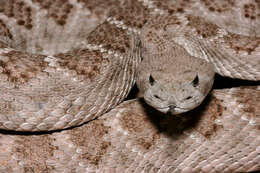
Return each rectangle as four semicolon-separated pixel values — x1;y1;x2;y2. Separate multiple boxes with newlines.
192;75;199;87
149;75;155;86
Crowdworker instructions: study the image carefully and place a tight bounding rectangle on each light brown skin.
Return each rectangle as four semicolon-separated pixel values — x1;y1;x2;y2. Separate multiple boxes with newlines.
0;87;259;173
136;10;260;114
0;0;259;172
137;36;215;114
0;0;259;131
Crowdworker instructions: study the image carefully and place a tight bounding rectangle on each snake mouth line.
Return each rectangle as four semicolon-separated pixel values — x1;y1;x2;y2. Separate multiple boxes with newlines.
155;105;188;114
168;105;189;114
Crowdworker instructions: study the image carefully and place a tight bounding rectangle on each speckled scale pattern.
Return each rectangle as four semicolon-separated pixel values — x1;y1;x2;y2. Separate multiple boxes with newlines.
0;0;259;172
141;1;260;81
0;50;48;84
0;87;259;173
192;0;260;35
0;19;13;41
87;21;132;54
54;48;110;80
0;0;142;131
200;0;236;13
0;0;33;29
34;0;74;26
152;0;195;14
108;0;150;29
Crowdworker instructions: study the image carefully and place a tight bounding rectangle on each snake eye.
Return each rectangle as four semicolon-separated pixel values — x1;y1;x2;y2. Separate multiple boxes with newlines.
185;96;192;100
192;75;199;87
149;75;155;86
154;94;160;99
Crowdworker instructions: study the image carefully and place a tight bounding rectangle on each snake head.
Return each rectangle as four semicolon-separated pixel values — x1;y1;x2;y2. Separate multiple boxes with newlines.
136;48;215;114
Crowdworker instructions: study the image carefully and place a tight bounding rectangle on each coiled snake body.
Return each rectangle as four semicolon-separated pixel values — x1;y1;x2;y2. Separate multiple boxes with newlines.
0;0;259;172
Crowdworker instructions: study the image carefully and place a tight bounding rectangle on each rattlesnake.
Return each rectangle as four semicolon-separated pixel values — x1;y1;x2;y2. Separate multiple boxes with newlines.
0;0;259;172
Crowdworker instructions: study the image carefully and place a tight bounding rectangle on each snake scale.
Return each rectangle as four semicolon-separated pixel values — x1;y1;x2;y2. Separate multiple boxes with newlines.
0;0;259;172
